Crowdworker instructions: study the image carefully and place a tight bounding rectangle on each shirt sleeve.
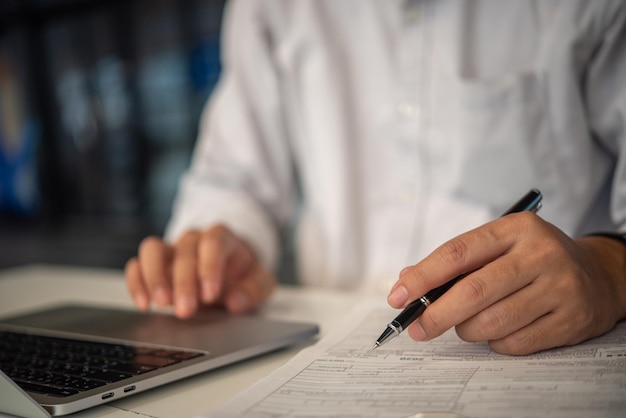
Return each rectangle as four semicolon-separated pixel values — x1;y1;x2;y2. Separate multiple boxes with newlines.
165;0;294;271
585;0;626;231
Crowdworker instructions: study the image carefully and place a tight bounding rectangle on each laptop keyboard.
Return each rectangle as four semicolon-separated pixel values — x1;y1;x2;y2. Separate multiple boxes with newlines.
0;330;205;397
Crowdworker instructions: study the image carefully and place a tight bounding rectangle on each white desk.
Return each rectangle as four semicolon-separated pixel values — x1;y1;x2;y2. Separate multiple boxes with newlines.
0;264;361;418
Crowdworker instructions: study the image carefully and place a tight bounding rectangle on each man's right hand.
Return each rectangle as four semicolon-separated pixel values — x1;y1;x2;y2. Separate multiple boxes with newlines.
125;224;276;319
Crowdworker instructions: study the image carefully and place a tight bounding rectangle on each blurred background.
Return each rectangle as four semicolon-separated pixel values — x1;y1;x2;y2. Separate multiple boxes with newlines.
0;0;226;270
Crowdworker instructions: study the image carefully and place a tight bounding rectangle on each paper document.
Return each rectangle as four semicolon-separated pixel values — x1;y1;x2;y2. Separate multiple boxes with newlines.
201;300;626;418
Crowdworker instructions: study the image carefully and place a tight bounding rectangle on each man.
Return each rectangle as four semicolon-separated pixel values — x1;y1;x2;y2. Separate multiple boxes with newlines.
125;0;626;355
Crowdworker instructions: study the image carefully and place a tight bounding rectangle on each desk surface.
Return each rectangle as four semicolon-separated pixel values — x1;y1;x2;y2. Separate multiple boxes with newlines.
0;264;361;418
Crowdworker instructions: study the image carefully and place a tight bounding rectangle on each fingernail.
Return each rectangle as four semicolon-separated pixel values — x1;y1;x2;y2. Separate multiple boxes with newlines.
153;287;170;307
134;293;149;311
176;295;197;318
409;322;428;341
229;291;249;313
388;285;409;308
202;281;219;303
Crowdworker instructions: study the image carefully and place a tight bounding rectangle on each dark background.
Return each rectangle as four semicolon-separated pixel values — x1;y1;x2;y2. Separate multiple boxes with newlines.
0;0;226;270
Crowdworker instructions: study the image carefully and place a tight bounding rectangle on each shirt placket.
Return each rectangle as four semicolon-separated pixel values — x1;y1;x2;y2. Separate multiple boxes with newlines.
376;0;427;292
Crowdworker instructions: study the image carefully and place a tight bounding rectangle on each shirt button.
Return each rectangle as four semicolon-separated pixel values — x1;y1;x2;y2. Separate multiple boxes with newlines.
397;101;419;119
398;186;415;203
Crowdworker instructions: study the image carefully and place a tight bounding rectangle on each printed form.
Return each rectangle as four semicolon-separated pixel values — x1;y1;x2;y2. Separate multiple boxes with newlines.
200;300;626;418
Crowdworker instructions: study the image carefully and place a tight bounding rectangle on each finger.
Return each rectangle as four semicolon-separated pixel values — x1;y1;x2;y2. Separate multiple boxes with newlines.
138;236;173;307
125;257;149;311
454;279;554;342
197;225;250;304
412;253;539;340
224;262;276;314
388;212;538;309
452;227;605;348
388;221;506;309
171;231;202;318
487;273;611;355
488;309;578;355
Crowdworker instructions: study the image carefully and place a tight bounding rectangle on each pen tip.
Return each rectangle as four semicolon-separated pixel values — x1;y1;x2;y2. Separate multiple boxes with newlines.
371;342;380;350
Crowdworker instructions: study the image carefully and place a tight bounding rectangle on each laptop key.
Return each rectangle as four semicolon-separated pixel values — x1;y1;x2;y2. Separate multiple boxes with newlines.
103;360;156;375
0;330;206;399
85;369;133;382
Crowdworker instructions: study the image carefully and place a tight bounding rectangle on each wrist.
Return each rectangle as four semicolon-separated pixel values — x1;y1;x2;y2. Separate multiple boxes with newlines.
579;232;626;321
585;232;626;247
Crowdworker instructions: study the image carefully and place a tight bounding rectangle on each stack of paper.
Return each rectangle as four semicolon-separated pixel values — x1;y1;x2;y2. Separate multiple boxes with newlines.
201;300;626;418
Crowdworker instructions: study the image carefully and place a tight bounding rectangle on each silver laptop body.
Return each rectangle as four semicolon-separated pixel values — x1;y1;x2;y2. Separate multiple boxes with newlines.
0;304;319;417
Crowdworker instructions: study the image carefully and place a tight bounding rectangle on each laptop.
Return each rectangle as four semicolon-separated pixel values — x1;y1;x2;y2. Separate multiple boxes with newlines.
0;304;319;417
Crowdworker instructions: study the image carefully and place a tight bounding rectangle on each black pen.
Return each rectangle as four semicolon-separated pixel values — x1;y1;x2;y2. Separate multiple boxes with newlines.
372;189;543;350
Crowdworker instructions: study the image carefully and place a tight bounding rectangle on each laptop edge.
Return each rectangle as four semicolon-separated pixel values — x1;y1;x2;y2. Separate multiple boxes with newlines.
0;304;319;416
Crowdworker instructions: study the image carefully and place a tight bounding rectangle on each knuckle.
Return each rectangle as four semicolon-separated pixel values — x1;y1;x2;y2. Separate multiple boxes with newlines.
173;276;198;294
419;308;446;338
513;210;543;233
139;235;162;254
538;239;563;262
570;305;595;336
550;270;585;304
199;225;234;256
396;265;429;296
175;245;198;263
177;230;200;246
182;229;200;239
463;276;489;305
479;308;509;338
206;224;232;243
171;260;199;289
440;237;471;266
456;306;510;343
493;329;540;356
514;210;536;227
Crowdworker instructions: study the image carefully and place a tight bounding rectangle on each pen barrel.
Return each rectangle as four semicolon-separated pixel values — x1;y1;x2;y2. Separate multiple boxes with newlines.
424;273;466;303
395;299;427;328
503;188;542;215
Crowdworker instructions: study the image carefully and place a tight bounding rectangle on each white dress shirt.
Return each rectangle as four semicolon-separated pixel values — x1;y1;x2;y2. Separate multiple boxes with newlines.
166;0;626;293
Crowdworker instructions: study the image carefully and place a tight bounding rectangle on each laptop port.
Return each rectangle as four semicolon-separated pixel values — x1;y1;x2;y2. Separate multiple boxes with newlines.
124;385;136;393
102;392;114;400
